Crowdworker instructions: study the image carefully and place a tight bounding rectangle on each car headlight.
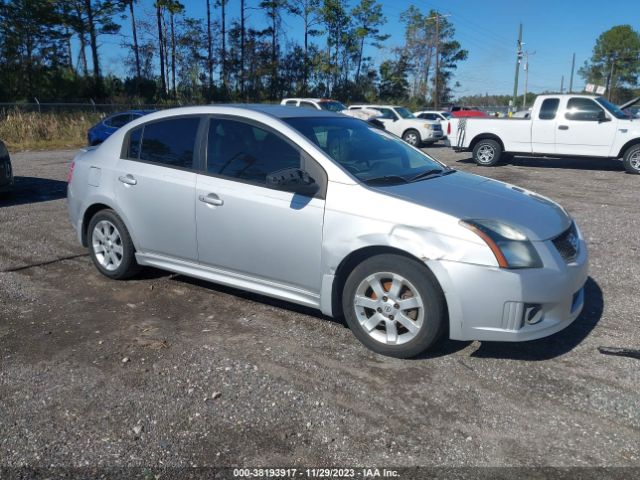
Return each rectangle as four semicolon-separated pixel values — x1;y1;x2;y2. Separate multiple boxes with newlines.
423;123;433;130
460;219;543;269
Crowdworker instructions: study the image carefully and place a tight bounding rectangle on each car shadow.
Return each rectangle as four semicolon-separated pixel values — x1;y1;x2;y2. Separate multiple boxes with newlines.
173;274;346;327
470;276;603;361
167;273;602;362
0;176;68;207
455;155;625;172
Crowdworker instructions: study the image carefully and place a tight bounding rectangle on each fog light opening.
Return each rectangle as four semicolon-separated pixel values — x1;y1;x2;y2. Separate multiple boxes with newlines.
524;304;543;325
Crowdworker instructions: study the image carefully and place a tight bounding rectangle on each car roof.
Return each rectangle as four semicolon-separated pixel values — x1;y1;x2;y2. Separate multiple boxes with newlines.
133;104;342;120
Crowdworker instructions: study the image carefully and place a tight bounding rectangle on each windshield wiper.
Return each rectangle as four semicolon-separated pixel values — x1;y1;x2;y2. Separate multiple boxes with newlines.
363;175;409;185
409;168;454;182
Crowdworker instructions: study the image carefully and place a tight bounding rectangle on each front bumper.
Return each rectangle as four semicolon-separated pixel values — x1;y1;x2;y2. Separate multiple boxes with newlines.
429;236;589;342
421;130;444;142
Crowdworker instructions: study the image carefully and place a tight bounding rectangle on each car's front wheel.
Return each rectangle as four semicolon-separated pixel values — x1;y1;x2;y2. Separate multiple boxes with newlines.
342;254;446;358
402;129;421;147
623;144;640;174
87;209;140;279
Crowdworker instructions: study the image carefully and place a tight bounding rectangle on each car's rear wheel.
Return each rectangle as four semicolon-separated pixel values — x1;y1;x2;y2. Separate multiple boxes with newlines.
88;209;139;279
402;129;421;147
342;254;446;358
472;138;502;166
622;144;640;174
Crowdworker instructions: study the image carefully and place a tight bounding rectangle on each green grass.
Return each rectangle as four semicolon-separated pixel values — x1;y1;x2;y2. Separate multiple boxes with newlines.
0;110;102;151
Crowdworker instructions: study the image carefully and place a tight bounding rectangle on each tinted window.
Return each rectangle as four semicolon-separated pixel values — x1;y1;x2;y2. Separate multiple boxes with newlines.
126;127;143;159
206;119;301;184
285;100;297;106
139;117;200;169
565;98;604;121
300;101;319;110
106;114;131;128
538;98;560;120
419;113;437;120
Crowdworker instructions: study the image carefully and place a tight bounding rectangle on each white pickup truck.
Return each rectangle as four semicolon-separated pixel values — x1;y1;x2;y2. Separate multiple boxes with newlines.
448;94;640;174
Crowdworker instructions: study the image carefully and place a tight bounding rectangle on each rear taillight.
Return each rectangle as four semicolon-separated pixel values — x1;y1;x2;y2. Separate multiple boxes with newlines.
447;122;451;135
67;161;75;183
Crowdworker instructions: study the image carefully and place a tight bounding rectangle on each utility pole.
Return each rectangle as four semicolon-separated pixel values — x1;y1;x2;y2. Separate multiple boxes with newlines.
560;75;564;93
240;0;245;98
569;52;575;93
607;58;615;101
435;15;440;109
512;23;523;112
522;50;535;109
429;13;450;109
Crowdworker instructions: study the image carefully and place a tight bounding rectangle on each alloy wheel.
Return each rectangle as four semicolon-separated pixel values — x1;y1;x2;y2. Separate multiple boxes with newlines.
91;220;124;271
477;144;495;164
353;272;424;345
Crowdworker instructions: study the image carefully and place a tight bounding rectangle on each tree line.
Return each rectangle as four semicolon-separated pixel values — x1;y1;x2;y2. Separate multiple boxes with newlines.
0;0;468;106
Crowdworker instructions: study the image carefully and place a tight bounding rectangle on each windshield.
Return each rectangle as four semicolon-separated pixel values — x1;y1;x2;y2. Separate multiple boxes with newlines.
395;107;415;119
284;116;446;183
441;112;453;119
596;97;629;119
319;101;347;112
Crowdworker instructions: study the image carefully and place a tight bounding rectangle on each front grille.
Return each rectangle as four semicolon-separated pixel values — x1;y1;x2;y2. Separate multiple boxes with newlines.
433;124;443;131
552;223;579;263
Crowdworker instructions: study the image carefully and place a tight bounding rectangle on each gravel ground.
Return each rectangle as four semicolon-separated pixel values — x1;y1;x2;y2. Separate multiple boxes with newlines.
1;146;639;474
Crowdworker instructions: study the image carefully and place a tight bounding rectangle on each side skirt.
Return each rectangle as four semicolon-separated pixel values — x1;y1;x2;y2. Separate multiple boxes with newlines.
136;252;321;310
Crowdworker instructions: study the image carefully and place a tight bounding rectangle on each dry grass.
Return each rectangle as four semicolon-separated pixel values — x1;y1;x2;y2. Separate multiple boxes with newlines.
0;110;103;151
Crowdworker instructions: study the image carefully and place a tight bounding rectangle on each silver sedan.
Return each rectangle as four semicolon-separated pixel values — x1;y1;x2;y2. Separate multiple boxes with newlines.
67;105;588;358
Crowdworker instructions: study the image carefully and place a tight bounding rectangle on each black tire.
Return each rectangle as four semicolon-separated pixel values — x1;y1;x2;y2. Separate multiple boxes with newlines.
87;209;140;280
472;138;502;166
342;254;446;358
622;144;640;174
402;129;422;147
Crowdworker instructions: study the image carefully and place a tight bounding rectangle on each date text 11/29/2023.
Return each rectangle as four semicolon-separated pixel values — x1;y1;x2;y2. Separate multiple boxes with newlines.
232;468;400;478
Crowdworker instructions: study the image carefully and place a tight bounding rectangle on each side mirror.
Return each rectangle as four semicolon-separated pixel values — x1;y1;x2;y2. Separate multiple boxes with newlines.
266;168;319;196
598;110;610;123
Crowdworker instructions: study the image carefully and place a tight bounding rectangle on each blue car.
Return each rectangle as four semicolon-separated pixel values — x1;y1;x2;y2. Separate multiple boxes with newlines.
87;110;154;146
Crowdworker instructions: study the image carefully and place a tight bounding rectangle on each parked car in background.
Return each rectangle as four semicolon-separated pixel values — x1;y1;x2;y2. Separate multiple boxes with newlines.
414;110;453;137
448;94;640;174
341;106;386;130
0;140;14;195
280;98;347;113
348;104;442;146
87;110;154;146
68;105;588;358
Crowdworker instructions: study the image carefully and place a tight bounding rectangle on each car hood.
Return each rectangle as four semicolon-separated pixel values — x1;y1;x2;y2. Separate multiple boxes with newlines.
376;171;570;241
404;118;437;126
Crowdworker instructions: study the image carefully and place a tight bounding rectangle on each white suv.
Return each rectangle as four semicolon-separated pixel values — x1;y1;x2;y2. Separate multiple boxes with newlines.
348;105;443;146
280;98;347;113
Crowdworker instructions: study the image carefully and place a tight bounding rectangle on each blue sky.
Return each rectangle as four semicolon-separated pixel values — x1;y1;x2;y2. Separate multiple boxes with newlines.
99;0;640;97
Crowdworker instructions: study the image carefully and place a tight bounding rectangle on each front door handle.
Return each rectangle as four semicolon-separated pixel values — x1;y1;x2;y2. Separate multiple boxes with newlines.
199;193;224;206
558;125;569;130
118;174;137;185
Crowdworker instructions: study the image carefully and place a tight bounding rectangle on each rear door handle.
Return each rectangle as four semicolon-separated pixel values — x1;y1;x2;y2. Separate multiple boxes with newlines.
558;125;569;130
118;174;137;185
199;193;224;206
